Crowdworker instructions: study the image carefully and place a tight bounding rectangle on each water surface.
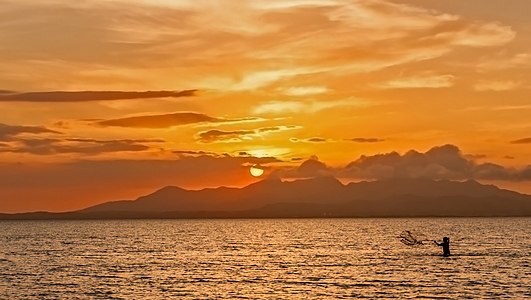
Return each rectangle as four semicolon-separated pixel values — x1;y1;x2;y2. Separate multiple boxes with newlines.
1;218;529;299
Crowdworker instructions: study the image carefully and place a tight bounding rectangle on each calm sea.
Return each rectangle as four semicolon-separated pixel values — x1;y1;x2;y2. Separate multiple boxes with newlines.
1;218;529;299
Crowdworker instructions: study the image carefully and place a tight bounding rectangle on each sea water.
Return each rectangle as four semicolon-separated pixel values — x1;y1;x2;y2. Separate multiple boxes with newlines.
1;218;529;299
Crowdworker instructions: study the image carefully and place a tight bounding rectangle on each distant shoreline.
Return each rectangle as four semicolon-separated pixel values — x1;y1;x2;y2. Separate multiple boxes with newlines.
1;212;530;221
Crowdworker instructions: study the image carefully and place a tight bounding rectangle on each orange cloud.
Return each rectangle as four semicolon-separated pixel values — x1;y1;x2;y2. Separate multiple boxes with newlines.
341;144;531;181
0;90;196;102
290;137;385;143
346;138;385;143
96;112;258;128
0;123;60;141
197;125;301;143
474;80;520;91
374;74;455;89
1;138;163;155
511;138;531;144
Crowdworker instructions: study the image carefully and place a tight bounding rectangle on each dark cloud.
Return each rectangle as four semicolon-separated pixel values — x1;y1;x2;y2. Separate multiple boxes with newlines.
465;154;487;160
197;125;301;143
66;138;164;143
296;156;332;178
0;90;197;102
96;112;257;128
290;137;384;143
290;137;328;143
172;149;282;164
0;123;60;141
511;138;531;144
257;126;300;133
346;138;385;143
340;144;531;181
1;138;162;155
173;150;218;156
272;155;333;179
197;129;255;143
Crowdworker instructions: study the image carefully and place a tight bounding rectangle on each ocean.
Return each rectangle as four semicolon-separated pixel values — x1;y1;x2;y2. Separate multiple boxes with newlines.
1;218;529;299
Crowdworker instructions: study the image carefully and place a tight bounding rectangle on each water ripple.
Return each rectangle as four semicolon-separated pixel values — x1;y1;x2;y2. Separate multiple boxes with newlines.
0;218;529;299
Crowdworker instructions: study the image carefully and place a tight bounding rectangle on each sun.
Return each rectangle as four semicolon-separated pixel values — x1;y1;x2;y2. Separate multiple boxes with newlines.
249;165;265;177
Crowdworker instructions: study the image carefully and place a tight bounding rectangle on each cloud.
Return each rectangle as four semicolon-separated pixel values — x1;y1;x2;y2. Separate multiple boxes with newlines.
197;125;301;143
290;137;329;143
474;80;520;91
445;22;515;47
281;86;330;96
295;156;333;178
1;138;163;156
273;155;334;179
462;104;531;112
477;53;531;71
95;112;258;128
0;90;197;102
374;74;455;89
340;144;531;181
511;138;531;144
173;150;220;157
197;129;255;143
0;123;60;141
252;99;366;115
343;145;471;180
290;137;385;143
172;149;282;164
209;68;316;91
347;138;385;143
2;0;516;91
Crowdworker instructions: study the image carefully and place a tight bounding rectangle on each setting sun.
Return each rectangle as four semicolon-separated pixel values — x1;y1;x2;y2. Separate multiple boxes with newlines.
249;165;265;177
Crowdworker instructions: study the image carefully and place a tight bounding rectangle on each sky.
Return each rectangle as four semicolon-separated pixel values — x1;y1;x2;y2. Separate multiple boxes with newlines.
1;0;530;213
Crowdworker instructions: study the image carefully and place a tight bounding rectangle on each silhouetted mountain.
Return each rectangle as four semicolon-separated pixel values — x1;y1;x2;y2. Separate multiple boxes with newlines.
1;177;530;219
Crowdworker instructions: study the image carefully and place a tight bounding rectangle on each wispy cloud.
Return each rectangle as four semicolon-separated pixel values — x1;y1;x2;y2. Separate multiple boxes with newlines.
474;80;520;91
290;137;329;143
197;125;301;143
95;112;258;128
290;137;385;143
346;138;385;143
281;86;330;96
0;0;516;92
477;53;531;71
252;99;366;115
375;74;455;89
0;123;60;141
0;90;197;102
1;138;163;156
511;138;531;144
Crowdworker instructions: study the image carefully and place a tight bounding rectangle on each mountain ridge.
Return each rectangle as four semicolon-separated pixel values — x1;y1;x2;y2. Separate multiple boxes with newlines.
1;177;530;219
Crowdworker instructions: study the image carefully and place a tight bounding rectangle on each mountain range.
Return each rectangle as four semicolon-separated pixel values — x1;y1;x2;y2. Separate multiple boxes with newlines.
1;177;531;219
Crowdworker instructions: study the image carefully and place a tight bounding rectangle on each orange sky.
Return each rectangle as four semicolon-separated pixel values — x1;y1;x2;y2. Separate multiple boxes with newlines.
1;0;530;212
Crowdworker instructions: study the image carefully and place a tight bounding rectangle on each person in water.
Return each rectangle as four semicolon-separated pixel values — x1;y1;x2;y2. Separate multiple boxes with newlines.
434;237;451;256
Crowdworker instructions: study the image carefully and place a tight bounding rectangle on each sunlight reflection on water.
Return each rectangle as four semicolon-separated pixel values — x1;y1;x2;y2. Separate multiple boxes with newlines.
1;218;529;299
